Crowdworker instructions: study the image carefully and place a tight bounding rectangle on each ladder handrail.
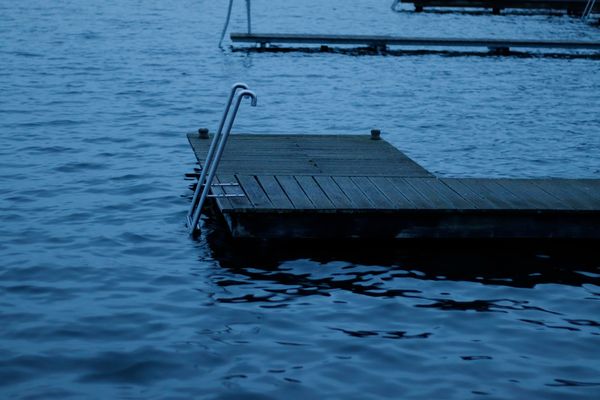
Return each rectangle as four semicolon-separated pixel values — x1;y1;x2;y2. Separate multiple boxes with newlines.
188;89;257;234
219;0;252;49
583;0;597;19
186;83;248;229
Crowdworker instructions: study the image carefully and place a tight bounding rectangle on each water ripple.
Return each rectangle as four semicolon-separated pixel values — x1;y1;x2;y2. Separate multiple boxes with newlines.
0;0;598;399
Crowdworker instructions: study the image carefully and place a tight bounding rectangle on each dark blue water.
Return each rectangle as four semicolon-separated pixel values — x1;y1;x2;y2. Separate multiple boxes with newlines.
1;1;599;398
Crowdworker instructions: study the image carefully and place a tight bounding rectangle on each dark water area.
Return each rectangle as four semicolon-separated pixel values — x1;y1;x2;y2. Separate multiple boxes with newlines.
1;0;599;398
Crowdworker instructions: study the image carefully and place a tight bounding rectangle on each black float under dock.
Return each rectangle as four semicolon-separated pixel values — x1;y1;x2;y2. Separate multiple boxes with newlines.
188;133;600;240
399;0;600;14
230;33;600;54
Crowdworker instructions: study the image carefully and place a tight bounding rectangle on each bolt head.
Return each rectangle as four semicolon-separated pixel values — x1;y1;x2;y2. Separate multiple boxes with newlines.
198;128;209;139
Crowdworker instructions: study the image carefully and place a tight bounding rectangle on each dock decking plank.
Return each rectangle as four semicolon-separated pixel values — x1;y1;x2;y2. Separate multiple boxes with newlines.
256;175;294;209
295;175;335;209
532;180;597;211
459;179;526;209
210;176;232;210
387;178;432;209
563;180;600;203
188;133;431;177
236;175;272;209
333;176;376;208
314;176;354;209
441;179;501;209
411;178;478;209
496;179;571;210
216;174;253;210
369;177;417;209
276;175;315;209
351;176;395;208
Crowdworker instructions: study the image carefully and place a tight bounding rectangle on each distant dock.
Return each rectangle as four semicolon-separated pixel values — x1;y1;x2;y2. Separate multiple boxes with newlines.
399;0;600;14
230;33;600;54
188;132;600;240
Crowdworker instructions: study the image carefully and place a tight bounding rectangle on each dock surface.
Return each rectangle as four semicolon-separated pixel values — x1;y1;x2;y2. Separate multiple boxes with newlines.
188;133;600;239
230;33;600;53
400;0;600;13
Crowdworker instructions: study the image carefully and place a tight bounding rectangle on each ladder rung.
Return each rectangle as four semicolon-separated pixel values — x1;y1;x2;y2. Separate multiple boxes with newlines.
211;182;239;186
207;194;246;198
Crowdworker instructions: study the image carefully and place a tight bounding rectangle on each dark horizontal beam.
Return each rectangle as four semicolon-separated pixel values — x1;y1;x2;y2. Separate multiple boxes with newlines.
230;33;600;50
401;0;600;11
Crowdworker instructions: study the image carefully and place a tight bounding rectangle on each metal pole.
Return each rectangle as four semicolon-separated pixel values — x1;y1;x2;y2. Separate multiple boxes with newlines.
246;0;252;34
187;83;249;230
582;0;597;19
190;90;257;234
218;0;235;49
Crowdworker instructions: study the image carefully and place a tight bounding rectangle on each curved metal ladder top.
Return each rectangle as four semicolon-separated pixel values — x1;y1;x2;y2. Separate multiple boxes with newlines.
186;83;247;228
187;86;257;234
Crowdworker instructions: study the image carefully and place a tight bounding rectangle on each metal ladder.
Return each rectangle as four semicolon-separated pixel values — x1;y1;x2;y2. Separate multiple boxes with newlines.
581;0;596;21
583;0;597;19
187;83;257;234
219;0;252;49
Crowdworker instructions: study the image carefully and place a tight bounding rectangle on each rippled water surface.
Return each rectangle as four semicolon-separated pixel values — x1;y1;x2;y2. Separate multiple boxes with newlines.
1;0;599;398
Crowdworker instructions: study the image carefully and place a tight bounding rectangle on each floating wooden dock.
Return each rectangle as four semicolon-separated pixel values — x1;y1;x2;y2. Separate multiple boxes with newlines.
188;132;600;240
230;33;600;53
399;0;600;14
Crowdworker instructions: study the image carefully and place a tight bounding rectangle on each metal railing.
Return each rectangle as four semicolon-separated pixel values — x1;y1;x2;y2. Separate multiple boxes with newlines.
582;0;597;20
219;0;252;49
187;83;257;234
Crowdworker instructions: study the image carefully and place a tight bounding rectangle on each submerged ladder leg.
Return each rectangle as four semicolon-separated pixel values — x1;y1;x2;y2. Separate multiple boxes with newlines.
188;89;258;235
187;83;249;231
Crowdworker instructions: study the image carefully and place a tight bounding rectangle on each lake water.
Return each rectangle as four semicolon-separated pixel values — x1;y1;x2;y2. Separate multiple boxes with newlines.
0;0;599;398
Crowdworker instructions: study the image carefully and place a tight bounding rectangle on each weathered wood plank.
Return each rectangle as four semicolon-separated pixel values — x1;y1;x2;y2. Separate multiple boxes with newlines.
388;177;436;209
236;175;272;208
408;178;477;209
459;179;526;209
276;175;315;209
216;174;253;210
532;180;597;211
441;179;501;209
333;176;375;208
256;175;294;209
369;177;417;209
313;176;354;208
496;179;571;210
210;175;232;210
188;133;431;177
562;180;600;203
351;176;394;208
295;175;335;209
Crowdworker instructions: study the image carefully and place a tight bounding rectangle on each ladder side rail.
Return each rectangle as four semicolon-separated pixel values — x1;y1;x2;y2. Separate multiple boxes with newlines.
190;90;257;234
187;83;249;228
